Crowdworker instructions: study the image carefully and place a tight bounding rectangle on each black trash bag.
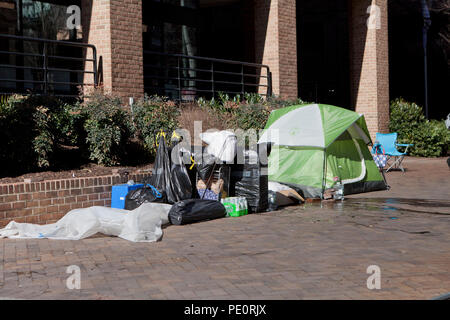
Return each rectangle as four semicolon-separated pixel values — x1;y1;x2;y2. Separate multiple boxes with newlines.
124;184;166;210
168;199;226;225
149;135;192;204
170;143;192;202
149;135;172;199
196;152;219;181
170;155;192;203
231;147;268;213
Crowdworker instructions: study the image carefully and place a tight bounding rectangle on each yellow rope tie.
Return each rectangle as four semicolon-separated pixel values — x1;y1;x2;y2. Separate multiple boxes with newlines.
155;129;166;147
189;155;195;170
172;131;181;141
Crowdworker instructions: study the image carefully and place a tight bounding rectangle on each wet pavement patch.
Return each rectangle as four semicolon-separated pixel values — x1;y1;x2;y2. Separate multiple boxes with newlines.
299;198;450;216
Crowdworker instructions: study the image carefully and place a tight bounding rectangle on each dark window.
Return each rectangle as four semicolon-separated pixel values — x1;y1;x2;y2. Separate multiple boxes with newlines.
0;0;84;96
297;0;350;108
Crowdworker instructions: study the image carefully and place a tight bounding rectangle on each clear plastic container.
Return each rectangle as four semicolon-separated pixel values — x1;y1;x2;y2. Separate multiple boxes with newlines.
333;182;344;200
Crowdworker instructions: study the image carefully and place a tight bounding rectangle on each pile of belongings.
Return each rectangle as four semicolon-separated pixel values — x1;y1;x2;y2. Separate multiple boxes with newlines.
267;181;305;211
124;130;240;229
10;106;389;243
195;131;236;201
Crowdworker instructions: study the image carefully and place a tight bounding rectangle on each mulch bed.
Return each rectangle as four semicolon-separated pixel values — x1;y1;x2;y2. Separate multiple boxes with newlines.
0;163;154;184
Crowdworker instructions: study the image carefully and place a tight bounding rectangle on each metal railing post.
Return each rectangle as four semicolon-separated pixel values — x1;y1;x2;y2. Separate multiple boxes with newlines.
177;56;181;101
211;61;214;98
241;64;244;96
267;69;273;97
43;42;48;94
92;47;98;87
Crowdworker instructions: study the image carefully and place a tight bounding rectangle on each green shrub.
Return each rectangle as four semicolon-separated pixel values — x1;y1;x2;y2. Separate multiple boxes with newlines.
0;95;87;171
30;96;83;168
265;96;308;110
0;90;313;177
80;92;133;166
389;98;450;157
228;103;271;131
197;93;306;127
33;106;54;168
197;92;239;114
132;95;180;155
0;95;36;174
389;98;425;137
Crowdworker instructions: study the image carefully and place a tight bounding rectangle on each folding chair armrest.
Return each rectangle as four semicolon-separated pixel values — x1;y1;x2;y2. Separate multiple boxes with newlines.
396;143;413;154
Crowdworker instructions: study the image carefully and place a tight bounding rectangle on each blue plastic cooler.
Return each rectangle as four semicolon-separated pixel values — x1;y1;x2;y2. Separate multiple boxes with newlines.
111;183;144;209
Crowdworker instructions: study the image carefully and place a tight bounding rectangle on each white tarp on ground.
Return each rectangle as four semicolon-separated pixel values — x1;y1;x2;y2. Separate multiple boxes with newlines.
0;203;172;242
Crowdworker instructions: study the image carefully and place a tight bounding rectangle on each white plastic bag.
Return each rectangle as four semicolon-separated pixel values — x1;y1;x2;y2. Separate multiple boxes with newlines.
0;203;172;242
268;181;292;192
200;130;237;162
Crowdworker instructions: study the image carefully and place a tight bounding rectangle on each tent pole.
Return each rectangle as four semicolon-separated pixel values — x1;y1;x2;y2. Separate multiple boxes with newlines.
321;148;327;199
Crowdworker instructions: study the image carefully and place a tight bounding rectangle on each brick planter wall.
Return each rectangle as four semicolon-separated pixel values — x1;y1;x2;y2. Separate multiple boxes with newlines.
0;173;151;228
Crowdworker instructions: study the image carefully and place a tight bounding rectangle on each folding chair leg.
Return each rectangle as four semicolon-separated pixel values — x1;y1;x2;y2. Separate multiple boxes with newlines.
392;156;405;172
397;156;405;172
380;169;390;190
386;156;395;172
386;156;405;172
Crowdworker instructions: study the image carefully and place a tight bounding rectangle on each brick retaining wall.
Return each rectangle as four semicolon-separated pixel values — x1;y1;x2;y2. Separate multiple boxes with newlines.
0;173;151;228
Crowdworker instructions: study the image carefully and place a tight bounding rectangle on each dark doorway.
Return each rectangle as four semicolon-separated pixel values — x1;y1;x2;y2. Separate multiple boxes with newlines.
388;0;449;120
142;0;254;99
197;0;247;61
297;0;350;108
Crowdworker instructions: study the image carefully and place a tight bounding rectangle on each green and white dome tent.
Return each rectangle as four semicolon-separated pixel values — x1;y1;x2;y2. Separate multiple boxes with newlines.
258;104;387;198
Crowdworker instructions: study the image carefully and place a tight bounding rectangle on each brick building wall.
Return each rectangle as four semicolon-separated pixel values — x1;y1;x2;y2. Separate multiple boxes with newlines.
78;0;390;138
82;0;144;100
109;0;144;99
81;0;112;91
350;0;390;140
254;0;298;100
0;173;150;228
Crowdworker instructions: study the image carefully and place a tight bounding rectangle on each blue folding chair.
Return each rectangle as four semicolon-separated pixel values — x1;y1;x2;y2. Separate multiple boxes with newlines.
373;133;413;172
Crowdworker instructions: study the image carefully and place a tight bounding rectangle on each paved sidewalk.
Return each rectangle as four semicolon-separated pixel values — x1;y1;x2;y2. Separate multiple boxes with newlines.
0;157;449;300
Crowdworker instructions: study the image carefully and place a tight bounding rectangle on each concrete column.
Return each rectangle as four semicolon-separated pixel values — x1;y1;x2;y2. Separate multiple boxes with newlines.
81;0;144;100
254;0;297;99
350;0;390;140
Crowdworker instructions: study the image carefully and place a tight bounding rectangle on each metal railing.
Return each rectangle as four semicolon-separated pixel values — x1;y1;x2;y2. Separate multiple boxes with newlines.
0;34;97;97
143;51;272;101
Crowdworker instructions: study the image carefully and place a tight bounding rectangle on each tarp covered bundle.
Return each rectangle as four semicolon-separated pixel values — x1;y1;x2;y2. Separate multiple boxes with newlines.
258;104;387;198
0;203;172;242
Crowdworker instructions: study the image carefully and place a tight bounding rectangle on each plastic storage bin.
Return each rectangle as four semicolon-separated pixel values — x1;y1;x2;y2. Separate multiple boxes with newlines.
111;183;144;209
